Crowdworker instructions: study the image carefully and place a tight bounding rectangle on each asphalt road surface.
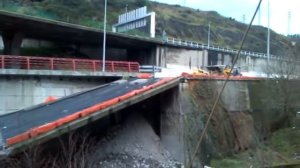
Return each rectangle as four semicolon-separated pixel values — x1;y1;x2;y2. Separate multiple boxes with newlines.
0;78;160;142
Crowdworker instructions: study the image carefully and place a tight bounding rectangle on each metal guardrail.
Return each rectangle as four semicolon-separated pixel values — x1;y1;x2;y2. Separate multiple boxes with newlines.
165;37;281;60
0;55;140;73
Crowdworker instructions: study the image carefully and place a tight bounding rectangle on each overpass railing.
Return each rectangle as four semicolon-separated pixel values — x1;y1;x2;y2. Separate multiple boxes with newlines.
165;37;281;60
0;55;140;73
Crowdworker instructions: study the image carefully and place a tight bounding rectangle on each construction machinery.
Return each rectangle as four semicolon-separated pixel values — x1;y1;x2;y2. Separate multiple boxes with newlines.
191;68;209;76
206;65;241;76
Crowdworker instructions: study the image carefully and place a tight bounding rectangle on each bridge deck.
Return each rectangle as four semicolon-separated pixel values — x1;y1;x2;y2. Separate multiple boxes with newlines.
0;77;180;156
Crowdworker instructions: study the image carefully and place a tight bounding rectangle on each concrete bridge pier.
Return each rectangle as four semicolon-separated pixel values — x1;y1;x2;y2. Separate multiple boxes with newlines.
2;31;23;55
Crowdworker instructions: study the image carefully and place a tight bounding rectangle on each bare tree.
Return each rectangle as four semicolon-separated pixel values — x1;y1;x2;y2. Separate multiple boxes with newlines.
4;132;98;168
264;49;300;127
55;132;97;168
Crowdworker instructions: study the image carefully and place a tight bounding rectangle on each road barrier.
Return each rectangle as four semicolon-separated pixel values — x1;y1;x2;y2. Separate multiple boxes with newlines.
0;55;140;73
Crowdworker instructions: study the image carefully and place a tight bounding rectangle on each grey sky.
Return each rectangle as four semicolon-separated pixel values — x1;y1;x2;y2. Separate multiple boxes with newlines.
152;0;300;35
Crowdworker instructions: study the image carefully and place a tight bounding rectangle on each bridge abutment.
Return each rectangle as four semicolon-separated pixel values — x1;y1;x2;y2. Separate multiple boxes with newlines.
0;76;105;114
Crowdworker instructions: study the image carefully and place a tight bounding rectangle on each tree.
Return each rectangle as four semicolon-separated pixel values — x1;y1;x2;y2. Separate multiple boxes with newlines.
258;45;300;134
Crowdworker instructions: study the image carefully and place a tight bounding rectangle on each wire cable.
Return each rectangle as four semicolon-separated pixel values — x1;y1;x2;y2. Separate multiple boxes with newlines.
186;0;263;167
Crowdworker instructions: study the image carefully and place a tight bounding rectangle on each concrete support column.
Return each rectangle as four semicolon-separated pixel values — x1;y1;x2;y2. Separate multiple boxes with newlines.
160;87;183;162
217;53;223;65
224;54;232;66
202;50;208;68
155;45;167;67
208;51;218;65
2;31;23;55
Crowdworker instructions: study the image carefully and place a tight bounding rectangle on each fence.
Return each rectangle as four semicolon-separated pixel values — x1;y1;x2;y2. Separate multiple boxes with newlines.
0;55;140;73
165;37;281;60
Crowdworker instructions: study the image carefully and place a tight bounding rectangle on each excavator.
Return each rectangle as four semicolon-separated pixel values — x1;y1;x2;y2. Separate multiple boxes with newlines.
206;65;241;76
191;68;209;76
181;67;209;77
181;65;241;78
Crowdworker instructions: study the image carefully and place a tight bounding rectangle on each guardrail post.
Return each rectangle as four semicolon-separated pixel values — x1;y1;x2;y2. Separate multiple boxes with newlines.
111;62;115;72
1;56;4;69
128;63;131;72
26;57;30;70
50;58;54;70
72;60;76;71
92;61;96;72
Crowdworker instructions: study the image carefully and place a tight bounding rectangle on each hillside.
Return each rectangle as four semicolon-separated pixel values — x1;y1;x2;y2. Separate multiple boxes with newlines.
1;0;299;56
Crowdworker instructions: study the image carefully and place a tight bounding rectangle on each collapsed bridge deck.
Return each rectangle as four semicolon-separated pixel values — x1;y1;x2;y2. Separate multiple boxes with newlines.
0;77;181;157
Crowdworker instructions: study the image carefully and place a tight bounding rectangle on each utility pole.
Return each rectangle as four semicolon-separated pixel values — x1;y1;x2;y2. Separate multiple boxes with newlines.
208;22;211;49
125;4;128;22
258;5;261;25
102;0;107;72
267;0;270;65
288;11;291;36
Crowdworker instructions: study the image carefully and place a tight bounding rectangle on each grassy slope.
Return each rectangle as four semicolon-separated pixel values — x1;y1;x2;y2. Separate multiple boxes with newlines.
1;1;300;56
211;127;300;168
150;2;298;55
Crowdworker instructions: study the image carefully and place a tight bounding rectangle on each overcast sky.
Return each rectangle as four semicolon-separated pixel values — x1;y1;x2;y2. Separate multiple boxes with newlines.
152;0;300;35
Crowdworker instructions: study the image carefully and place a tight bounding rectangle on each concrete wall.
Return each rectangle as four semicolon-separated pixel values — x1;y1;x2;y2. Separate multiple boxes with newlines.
21;38;53;48
0;76;103;115
155;46;208;68
154;45;269;73
208;52;269;72
160;87;184;162
218;81;251;112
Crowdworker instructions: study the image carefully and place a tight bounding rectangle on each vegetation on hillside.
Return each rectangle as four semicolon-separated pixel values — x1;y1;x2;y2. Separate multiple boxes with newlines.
1;0;300;56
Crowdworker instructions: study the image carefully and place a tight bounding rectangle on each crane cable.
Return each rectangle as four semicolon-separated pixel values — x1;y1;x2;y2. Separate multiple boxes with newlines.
186;0;263;167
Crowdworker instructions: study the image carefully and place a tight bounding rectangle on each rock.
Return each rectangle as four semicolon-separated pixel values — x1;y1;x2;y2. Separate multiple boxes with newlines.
92;113;183;168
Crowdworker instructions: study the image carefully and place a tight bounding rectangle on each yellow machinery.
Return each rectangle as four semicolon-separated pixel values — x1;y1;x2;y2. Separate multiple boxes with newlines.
206;65;239;76
191;68;209;76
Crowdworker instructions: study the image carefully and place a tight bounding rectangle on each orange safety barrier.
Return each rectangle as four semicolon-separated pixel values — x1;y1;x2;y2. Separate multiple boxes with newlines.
137;73;153;79
79;105;103;117
80;98;119;117
44;96;57;103
134;88;145;95
6;132;30;146
149;81;163;88
55;113;80;127
29;122;57;138
118;91;136;101
140;85;152;92
101;98;119;108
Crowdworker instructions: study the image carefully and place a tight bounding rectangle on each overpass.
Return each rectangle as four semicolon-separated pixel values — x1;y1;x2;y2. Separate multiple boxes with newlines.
0;10;283;72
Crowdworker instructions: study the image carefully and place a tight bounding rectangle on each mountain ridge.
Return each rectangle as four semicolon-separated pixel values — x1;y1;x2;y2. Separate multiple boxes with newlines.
1;0;299;57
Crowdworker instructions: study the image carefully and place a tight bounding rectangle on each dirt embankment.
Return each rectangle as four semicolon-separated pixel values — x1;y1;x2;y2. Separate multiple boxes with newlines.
181;81;256;164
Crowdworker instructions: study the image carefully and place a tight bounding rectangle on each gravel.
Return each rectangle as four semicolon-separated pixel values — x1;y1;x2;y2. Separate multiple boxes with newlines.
92;112;182;168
